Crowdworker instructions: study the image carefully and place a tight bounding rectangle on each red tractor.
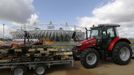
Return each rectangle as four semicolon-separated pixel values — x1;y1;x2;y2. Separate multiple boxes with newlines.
73;24;132;68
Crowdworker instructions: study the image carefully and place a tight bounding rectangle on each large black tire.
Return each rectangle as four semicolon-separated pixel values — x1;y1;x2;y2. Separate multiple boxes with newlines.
112;42;132;65
35;64;47;75
80;48;100;68
12;66;27;75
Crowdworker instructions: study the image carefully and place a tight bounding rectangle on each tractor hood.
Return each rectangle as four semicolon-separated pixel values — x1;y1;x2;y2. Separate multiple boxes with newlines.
76;38;97;51
79;38;96;45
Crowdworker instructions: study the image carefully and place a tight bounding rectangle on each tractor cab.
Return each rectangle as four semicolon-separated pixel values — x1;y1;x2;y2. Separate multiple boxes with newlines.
90;24;119;39
89;24;120;49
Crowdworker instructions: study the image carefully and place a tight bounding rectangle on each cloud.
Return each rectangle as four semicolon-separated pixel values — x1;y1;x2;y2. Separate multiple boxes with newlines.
0;0;38;24
78;0;134;38
28;13;39;25
0;0;39;38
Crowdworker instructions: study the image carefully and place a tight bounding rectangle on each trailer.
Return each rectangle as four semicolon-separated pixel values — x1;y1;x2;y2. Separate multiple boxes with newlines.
0;43;75;75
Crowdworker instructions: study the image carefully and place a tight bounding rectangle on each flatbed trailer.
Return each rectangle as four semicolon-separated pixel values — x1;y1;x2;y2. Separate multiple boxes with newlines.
0;44;75;75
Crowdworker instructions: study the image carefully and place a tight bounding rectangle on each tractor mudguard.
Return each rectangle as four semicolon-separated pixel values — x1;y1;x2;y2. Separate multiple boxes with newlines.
108;37;131;51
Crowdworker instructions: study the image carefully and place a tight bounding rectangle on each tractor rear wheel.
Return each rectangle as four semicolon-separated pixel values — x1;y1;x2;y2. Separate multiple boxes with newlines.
112;42;132;65
80;48;100;68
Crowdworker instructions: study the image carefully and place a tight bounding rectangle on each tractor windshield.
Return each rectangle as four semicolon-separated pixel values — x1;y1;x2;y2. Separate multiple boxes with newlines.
90;29;99;38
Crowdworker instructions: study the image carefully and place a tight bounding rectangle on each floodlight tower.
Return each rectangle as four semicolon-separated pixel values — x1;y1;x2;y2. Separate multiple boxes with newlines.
3;24;5;39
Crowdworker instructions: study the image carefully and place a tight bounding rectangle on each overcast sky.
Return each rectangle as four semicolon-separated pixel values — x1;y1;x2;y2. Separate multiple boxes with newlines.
0;0;133;38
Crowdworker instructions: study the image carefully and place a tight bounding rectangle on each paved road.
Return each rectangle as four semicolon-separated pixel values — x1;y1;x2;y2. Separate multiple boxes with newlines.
1;60;134;75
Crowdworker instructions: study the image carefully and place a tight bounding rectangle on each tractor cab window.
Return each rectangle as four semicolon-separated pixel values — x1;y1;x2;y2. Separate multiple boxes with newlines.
115;27;119;36
90;29;98;38
107;28;115;38
102;28;115;39
102;31;107;37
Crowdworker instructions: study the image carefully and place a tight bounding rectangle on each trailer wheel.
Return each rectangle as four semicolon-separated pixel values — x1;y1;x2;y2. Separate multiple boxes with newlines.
35;65;47;75
112;42;132;65
12;66;27;75
80;48;100;68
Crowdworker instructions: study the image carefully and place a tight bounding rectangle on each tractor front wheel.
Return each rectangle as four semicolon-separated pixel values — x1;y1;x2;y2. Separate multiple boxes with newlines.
80;48;100;68
112;42;132;65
